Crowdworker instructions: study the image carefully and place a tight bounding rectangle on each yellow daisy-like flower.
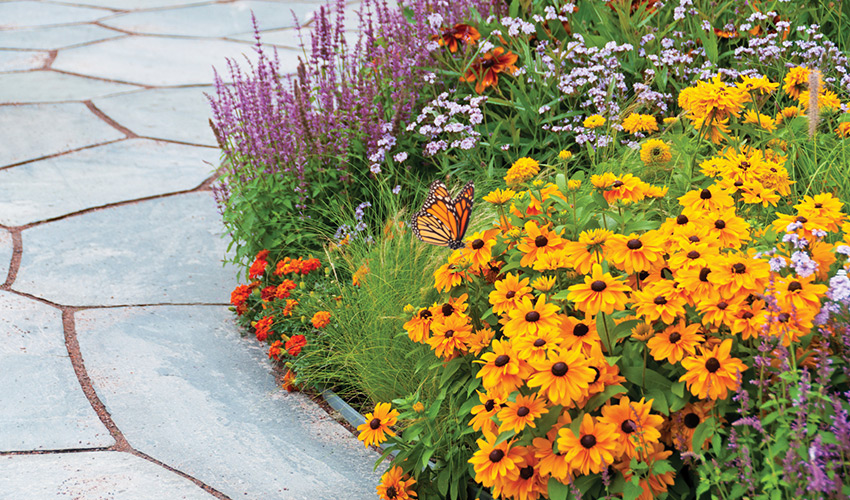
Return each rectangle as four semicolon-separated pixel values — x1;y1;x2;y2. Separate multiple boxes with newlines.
476;339;531;398
427;314;472;360
527;348;595;406
517;220;565;268
639;139;672;166
557;414;619;475
483;188;517;205
599;396;664;459
357;402;399;447
559;150;573;160
504;294;562;338
497;393;549;434
505;157;540;186
622;113;659;134
567;179;581;191
782;66;809;99
583;114;606;128
513;327;562;364
742;109;776;133
468;434;523;487
567;264;632;316
680;338;747;400
489;273;532;315
376;466;417;500
606;231;665;274
647;321;704;364
738;75;778;95
778;105;803;123
531;275;556;292
836;122;850;138
469;391;504;438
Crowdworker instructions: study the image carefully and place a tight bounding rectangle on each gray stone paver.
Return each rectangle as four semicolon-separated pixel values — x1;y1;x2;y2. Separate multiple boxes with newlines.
0;24;122;50
101;1;319;36
0;291;114;451
0;229;11;280
0;71;139;103
3;0;379;497
92;87;218;146
0;49;50;71
0;103;125;167
0;452;214;499
0;1;111;28
51;36;293;86
77;306;381;499
14;192;238;306
0;139;219;226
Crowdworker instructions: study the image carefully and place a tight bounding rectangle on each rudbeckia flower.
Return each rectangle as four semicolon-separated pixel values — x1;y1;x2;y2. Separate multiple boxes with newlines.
646;321;704;364
567;264;632;316
527;348;595;406
599;396;664;459
497;393;549;434
428;314;473;359
489;273;532;315
632;287;687;324
708;250;770;297
470;391;503;438
517;220;564;267
434;23;480;53
357;402;399;447
678;184;734;216
504;294;562;338
476;339;531;398
468;434;523;487
557;414;619;475
462;47;518;94
403;307;434;344
606;231;665;274
376;466;417;500
679;338;747;400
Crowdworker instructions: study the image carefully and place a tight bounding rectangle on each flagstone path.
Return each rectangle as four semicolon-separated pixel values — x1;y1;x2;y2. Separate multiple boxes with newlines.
0;1;380;498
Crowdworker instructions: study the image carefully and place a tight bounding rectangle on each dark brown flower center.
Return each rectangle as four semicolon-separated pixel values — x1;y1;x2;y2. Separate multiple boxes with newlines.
525;311;541;322
517;406;530;417
638;270;650;281
419;309;432;319
489;449;505;462
717;301;728;310
684;412;700;429
612;180;624;188
788;281;802;292
445;329;455;338
519;466;534;480
714;219;726;229
494;354;510;367
699;267;711;282
386;486;398;499
591;280;607;292
551;362;568;376
732;263;746;274
627;239;643;249
689;235;701;242
687;250;700;259
573;323;589;337
442;303;454;316
796;216;808;223
621;419;637;433
700;188;712;200
580;435;597;448
676;215;689;225
734;180;744;187
535;235;549;248
370;418;382;430
705;357;721;373
484;399;496;412
533;338;546;347
654;296;667;305
669;331;682;343
472;238;485;250
505;290;516;299
778;312;791;322
815;203;823;208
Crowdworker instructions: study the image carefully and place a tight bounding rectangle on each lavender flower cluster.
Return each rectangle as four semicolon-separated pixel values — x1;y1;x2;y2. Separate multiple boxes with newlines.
406;93;486;156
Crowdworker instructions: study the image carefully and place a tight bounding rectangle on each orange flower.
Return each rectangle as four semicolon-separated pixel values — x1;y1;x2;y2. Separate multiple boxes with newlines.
311;310;331;329
376;466;417;500
476;339;531;398
357;402;399;447
403;307;434;344
567;264;632;315
470;391;504;438
517;221;564;267
599;397;664;459
504;294;562;338
469;434;523;487
489;273;532;315
428;314;473;359
285;334;307;356
253;315;274;342
248;249;269;278
527;348;595;406
647;321;704;364
557;414;619;475
462;47;518;93
231;284;251;315
680;338;747;400
268;340;284;361
434;23;480;52
497;393;549;434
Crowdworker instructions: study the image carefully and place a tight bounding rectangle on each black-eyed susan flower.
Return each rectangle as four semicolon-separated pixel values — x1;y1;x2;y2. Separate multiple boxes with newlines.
531;275;556;292
476;339;531;398
497;393;549;434
774;274;827;316
464;229;498;270
427;314;472;359
708;250;770;297
559;316;602;357
678;184;734;216
742;109;776;133
489;273;532;315
513;327;562;364
646;321;704;364
527;348;595;406
668;401;714;452
470;391;504;438
697;296;744;329
679;338;747;400
517;221;564;267
795;192;845;232
504;294;562;338
599;396;664;459
631;287;687;324
731;299;766;340
639;139;672;166
567;264;632;316
836;122;850;137
562;228;614;274
403;308;433;344
674;265;719;306
701;208;750;248
532;434;572;481
500;446;548;500
430;294;469;321
357;402;399;447
606;231;665;274
738;75;778;95
467;326;495;356
557;413;619;475
376;466;417;500
433;254;471;292
469;434;522;487
600;173;647;205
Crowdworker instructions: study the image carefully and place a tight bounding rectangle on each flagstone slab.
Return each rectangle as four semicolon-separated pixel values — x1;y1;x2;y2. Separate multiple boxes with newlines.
52;35;296;86
0;103;124;167
76;305;381;499
0;140;218;226
101;1;319;37
0;229;11;280
0;1;110;29
0;49;50;71
0;291;113;451
14;192;238;306
0;452;213;499
92;87;217;146
0;24;121;50
48;0;218;10
0;71;139;103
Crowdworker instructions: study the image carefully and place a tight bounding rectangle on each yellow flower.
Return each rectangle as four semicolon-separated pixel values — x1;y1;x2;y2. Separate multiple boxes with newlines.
837;122;850;138
559;149;573;160
483;188;516;205
799;89;841;111
357;402;399;447
662;116;678;126
783;66;809;99
567;179;581;191
412;402;425;412
639;139;672;166
531;275;556;292
738;75;778;95
505;157;540;186
621;113;659;134
778;105;802;123
583;114;606;128
742;109;776;133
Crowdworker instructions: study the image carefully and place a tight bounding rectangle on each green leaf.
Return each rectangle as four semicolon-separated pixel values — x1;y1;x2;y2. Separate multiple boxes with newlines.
623;478;644;500
692;416;715;452
671;381;685;398
583;384;627;412
548;477;570;500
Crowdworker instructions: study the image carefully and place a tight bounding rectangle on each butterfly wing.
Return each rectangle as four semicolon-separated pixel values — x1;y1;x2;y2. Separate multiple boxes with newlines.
411;180;474;249
411;210;455;247
451;181;475;245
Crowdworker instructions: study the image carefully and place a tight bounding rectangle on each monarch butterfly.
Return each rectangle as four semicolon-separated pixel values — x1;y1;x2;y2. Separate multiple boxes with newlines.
411;180;474;250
